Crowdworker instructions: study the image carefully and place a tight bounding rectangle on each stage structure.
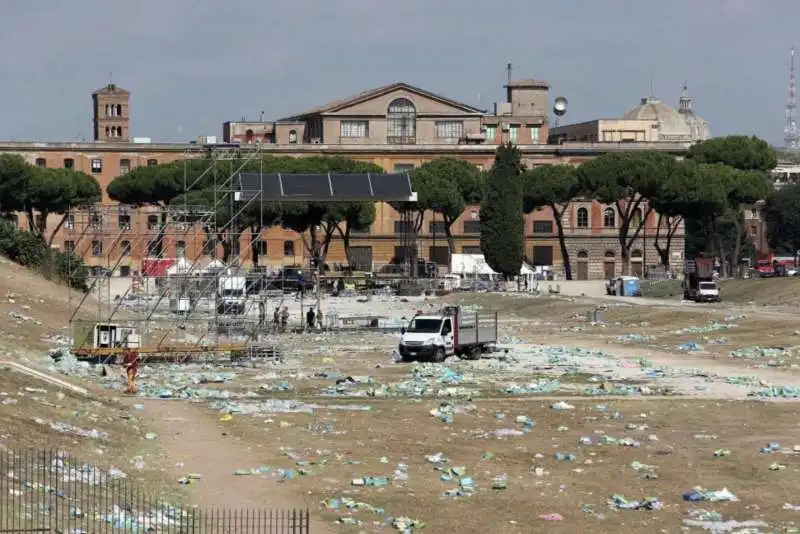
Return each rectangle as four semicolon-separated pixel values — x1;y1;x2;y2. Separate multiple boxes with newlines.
66;144;417;362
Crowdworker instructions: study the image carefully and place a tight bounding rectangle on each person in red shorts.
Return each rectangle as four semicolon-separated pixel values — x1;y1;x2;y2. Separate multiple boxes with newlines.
122;347;139;394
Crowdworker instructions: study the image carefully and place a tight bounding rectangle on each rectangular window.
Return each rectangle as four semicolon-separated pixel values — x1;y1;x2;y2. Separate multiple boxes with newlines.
146;240;160;257
435;121;464;139
91;159;102;173
340;120;369;138
90;214;102;230
119;159;131;175
462;245;481;254
394;220;414;234
429;246;450;265
63;158;74;169
429;221;446;234
118;214;131;230
530;126;540;144
64;240;76;253
91;240;103;256
531;246;554;266
147;215;159;230
65;214;75;230
463;220;481;234
119;266;131;277
120;240;131;256
147;159;158;167
393;163;415;172
35;158;46;168
176;240;187;258
509;126;519;143
350;224;371;234
283;240;295;256
484;126;496;143
393;246;411;262
202;239;217;255
532;220;553;234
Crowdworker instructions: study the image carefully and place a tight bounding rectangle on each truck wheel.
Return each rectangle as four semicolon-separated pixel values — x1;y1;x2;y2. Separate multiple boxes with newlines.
433;348;445;363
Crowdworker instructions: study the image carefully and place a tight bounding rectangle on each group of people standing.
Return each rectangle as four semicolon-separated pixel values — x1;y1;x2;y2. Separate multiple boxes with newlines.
268;305;322;331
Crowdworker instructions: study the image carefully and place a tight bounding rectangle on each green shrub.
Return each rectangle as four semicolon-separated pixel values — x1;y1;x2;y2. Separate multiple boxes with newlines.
0;219;90;293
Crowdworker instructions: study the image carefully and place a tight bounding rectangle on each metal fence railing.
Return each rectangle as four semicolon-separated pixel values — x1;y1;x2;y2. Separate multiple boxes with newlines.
0;449;311;533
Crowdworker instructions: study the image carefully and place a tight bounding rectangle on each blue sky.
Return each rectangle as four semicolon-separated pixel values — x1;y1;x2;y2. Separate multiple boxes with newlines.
1;0;797;145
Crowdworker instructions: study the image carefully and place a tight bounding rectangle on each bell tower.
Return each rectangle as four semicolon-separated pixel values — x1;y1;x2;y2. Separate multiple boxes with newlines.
92;83;130;142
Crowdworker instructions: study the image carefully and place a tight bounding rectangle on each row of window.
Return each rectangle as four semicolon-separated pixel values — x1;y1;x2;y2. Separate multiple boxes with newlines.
337;119;541;143
104;104;123;117
61;211;641;235
74;239;299;258
575;207;643;229
483;125;540;143
36;157;159;173
105;126;123;138
392;220;555;235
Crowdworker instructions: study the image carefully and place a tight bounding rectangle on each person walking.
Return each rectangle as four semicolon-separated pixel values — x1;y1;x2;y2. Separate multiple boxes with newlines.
121;347;139;394
306;306;316;330
280;306;289;331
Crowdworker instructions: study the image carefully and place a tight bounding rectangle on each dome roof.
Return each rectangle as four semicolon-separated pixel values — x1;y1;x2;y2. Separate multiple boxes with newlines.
622;96;691;137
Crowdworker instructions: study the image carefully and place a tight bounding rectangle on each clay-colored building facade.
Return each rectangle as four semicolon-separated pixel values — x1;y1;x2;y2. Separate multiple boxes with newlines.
6;80;690;279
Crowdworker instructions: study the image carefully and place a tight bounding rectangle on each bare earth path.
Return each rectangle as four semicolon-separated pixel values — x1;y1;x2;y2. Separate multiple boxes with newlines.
133;399;330;532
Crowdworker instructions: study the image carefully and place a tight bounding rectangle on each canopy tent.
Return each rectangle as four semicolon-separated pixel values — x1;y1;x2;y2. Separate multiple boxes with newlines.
166;258;191;276
450;254;535;277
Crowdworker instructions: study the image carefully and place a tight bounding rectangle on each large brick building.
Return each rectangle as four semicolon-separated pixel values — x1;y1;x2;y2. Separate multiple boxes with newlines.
7;80;690;279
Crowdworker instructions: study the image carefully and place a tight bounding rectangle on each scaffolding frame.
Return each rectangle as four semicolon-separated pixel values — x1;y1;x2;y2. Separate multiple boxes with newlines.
66;145;419;361
67;145;286;361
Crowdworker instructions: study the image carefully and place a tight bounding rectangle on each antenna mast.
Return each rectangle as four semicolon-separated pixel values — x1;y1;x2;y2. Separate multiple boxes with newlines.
785;47;799;152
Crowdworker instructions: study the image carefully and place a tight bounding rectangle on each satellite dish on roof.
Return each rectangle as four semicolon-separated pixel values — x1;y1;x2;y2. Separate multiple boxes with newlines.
553;96;568;116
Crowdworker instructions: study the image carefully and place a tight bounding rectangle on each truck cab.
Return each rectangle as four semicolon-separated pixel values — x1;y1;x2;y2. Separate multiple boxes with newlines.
398;306;498;363
398;315;453;362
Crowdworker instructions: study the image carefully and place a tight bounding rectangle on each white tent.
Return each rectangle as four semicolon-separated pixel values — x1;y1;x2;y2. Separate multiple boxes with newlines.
450;253;535;277
200;259;226;274
166;257;191;275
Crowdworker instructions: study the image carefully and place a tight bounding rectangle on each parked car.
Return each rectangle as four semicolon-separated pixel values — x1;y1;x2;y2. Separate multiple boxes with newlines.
265;267;314;293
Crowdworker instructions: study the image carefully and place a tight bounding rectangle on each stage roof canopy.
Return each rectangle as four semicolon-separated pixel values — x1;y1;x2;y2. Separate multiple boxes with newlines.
234;172;417;202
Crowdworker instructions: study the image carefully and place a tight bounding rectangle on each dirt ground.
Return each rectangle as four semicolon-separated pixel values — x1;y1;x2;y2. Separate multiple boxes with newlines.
6;259;800;532
643;277;800;306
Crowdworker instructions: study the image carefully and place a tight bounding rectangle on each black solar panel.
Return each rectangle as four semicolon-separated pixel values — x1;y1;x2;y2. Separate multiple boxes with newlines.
235;172;415;202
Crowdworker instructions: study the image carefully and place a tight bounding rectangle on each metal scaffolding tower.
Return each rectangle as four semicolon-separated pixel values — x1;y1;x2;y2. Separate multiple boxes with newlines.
785;47;799;153
65;144;418;362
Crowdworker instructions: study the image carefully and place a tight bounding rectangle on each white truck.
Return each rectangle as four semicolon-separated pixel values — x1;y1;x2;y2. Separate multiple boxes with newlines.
683;258;721;303
217;274;247;314
398;306;498;362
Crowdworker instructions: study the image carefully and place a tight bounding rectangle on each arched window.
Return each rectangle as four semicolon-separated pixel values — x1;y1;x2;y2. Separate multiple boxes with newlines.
105;126;110;137
603;207;616;227
577;250;588;259
116;104;122;116
245;129;254;143
288;130;298;144
631;208;643;228
604;250;615;259
387;98;416;144
576;207;589;228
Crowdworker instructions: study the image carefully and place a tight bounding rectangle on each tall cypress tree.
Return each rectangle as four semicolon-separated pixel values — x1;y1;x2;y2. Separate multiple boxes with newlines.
480;143;524;278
